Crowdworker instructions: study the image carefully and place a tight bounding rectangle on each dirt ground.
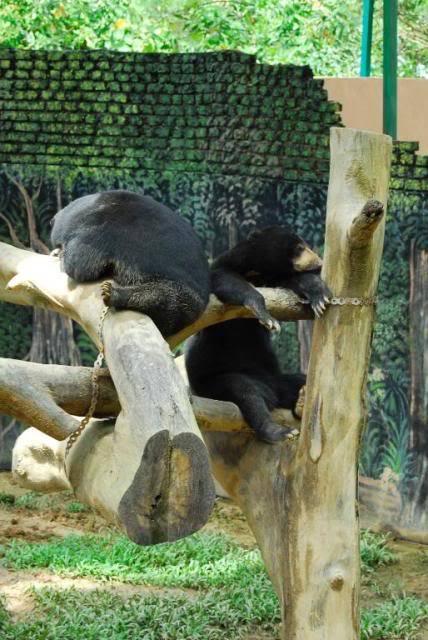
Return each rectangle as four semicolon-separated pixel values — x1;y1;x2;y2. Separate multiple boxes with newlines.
1;471;428;637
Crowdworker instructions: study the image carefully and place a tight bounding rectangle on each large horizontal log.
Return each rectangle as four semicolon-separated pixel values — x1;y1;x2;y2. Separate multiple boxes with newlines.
0;243;217;544
9;355;298;498
0;242;313;351
0;356;299;439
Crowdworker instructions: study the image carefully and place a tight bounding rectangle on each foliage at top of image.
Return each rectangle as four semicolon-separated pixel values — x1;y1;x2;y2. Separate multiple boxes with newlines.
0;0;426;77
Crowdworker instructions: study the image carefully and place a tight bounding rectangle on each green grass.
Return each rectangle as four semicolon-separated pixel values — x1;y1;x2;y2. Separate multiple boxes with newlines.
0;588;427;640
66;501;92;513
0;529;396;584
0;492;15;505
0;585;280;640
0;529;423;640
0;532;266;588
360;530;397;572
13;491;75;511
361;596;428;640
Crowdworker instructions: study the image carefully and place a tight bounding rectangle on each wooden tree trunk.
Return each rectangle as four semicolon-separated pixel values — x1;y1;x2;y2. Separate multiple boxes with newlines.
206;128;392;639
408;243;428;527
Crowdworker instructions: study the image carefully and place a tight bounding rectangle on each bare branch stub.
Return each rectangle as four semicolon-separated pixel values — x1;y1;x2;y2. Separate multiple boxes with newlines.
349;199;385;248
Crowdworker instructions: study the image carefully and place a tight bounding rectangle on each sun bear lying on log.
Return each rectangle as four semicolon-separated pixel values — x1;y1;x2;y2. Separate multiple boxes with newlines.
50;190;210;337
185;226;331;443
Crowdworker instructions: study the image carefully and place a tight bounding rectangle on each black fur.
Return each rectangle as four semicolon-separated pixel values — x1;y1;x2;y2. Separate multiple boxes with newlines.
211;225;328;328
185;226;332;444
186;319;305;443
50;190;210;336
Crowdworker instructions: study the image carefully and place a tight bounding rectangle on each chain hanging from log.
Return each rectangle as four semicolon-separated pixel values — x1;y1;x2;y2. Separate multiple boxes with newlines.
64;303;109;460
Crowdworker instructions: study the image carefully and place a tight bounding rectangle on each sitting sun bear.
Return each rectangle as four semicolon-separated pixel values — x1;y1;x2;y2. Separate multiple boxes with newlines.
185;226;331;444
50;190;210;337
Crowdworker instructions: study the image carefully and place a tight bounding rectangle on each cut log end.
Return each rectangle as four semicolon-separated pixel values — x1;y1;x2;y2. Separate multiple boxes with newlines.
118;431;215;545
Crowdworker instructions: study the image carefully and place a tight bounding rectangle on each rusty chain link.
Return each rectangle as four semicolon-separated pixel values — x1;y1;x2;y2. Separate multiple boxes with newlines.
298;296;377;306
64;303;110;461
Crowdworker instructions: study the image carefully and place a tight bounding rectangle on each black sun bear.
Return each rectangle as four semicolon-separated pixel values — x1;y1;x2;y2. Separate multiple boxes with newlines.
50;190;210;337
185;226;331;444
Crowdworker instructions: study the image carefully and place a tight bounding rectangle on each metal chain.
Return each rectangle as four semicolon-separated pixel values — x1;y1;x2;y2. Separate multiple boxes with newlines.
65;304;110;461
298;296;377;306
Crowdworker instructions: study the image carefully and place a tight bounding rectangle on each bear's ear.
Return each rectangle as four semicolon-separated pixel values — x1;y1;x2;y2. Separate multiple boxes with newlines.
247;228;263;240
247;225;282;240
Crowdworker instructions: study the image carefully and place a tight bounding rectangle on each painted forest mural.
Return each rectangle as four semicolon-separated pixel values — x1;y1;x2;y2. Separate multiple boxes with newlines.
0;164;427;531
0;48;427;533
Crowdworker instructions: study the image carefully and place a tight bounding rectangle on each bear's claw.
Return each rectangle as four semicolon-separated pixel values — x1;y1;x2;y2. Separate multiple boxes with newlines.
311;294;331;318
260;316;281;332
101;280;113;305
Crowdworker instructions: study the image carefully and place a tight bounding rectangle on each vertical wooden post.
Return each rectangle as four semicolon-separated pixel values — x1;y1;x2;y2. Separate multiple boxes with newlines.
280;128;391;639
205;128;392;639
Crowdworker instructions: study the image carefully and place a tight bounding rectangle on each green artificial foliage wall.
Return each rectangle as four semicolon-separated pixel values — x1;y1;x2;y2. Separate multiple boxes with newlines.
0;49;338;180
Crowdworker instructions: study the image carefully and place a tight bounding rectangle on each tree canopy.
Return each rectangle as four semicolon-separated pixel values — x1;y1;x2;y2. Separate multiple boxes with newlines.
0;0;426;77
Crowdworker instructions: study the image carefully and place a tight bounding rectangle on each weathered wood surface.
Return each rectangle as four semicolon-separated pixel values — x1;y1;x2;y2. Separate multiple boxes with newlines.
0;244;217;544
5;354;298;493
204;128;392;639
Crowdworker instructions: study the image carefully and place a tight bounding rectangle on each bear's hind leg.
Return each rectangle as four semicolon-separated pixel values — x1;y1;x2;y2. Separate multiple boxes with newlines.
102;278;206;337
275;373;306;419
61;238;111;283
194;373;297;444
211;268;279;331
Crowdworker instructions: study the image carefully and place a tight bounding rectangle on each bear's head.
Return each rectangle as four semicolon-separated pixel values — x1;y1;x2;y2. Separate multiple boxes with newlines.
248;225;322;274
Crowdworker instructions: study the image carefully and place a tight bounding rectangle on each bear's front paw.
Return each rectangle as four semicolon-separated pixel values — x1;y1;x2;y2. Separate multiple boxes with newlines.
307;287;332;318
245;305;280;332
293;385;306;419
257;421;299;444
259;316;281;332
101;281;113;306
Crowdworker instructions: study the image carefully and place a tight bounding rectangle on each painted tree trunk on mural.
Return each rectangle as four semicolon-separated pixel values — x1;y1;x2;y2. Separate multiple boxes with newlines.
297;319;313;373
409;242;428;526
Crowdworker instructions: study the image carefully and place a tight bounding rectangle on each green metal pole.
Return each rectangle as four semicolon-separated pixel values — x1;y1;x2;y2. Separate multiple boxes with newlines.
360;0;375;76
383;0;398;138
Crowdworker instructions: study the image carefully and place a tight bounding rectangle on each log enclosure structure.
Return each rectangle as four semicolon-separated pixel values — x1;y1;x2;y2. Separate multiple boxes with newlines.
0;128;392;638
